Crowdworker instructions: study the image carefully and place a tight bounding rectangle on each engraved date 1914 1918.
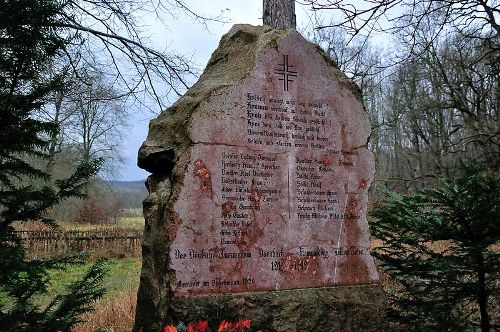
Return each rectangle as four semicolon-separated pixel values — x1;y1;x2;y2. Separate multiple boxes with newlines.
271;258;310;271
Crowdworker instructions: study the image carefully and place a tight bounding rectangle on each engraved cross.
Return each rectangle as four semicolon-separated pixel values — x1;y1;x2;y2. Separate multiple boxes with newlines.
274;54;297;91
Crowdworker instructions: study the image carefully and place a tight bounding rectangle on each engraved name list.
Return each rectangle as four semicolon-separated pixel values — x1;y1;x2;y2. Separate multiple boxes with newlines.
170;50;378;296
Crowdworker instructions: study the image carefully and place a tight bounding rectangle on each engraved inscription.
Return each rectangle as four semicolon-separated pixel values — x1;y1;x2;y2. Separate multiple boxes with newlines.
246;93;332;150
171;46;378;296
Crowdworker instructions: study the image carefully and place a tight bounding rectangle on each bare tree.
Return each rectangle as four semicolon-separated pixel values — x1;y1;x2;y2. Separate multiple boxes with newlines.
308;27;392;188
302;0;499;58
376;30;499;189
305;0;499;188
49;0;226;110
30;1;228;179
60;70;128;177
36;63;127;178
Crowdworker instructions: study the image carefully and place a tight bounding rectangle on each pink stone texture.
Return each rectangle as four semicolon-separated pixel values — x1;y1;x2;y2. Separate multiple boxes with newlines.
169;30;378;296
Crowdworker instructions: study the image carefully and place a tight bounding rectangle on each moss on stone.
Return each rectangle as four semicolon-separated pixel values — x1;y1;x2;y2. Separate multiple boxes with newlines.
138;25;292;176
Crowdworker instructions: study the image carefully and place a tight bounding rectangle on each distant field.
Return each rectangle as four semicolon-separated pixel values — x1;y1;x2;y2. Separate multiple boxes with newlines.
58;216;145;231
5;213;145;330
62;208;145;231
14;210;145;232
118;216;145;230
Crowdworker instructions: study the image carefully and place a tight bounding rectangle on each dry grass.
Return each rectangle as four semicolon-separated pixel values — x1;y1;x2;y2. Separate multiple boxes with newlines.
13;214;144;232
74;289;137;332
72;257;141;331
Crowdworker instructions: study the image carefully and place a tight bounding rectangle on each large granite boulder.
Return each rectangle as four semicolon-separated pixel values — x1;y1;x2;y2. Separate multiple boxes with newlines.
134;24;386;332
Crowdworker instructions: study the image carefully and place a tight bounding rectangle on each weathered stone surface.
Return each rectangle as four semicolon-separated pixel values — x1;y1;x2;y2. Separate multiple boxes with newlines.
134;24;385;331
171;285;387;331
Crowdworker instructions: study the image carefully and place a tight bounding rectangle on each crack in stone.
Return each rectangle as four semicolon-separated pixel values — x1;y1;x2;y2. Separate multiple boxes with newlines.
271;211;288;225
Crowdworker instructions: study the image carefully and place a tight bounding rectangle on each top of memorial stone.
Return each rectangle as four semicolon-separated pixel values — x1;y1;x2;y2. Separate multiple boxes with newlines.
137;24;362;175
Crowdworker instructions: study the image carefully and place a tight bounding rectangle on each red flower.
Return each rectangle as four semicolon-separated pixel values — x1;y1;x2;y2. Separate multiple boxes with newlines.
235;320;251;331
217;320;234;332
191;320;209;332
164;326;177;332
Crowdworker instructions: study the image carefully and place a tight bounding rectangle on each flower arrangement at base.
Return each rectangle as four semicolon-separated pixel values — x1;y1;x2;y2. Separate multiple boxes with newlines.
163;319;261;332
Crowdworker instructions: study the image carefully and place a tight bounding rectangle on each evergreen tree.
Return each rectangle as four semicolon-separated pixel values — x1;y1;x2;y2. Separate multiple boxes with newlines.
0;1;106;330
371;166;499;331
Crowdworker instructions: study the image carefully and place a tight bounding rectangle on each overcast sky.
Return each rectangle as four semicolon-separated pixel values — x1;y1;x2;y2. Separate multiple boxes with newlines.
118;1;320;181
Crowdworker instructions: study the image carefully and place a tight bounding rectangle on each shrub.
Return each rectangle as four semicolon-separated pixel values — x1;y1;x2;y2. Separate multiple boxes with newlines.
371;165;499;331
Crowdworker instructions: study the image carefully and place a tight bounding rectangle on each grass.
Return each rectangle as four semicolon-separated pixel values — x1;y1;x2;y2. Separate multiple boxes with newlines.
0;257;142;332
5;214;144;330
39;257;141;331
72;257;141;331
34;257;141;307
58;216;145;232
118;216;145;230
74;289;137;331
13;211;145;232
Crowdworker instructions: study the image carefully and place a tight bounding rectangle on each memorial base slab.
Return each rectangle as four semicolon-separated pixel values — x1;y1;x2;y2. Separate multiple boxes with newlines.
171;285;388;331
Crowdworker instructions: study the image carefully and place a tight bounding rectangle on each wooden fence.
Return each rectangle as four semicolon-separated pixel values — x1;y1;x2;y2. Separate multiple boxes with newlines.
14;229;143;258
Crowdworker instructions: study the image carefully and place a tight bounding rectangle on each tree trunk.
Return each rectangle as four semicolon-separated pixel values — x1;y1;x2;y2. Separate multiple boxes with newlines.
478;266;490;332
46;91;64;174
263;0;296;29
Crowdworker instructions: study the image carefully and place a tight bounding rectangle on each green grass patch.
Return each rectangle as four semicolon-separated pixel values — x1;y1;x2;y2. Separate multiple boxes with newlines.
57;215;144;231
34;257;141;306
118;216;145;230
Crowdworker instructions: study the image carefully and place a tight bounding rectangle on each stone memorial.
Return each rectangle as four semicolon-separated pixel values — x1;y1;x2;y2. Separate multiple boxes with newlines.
134;25;386;331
